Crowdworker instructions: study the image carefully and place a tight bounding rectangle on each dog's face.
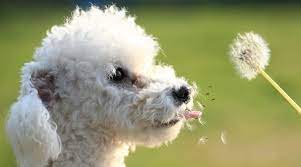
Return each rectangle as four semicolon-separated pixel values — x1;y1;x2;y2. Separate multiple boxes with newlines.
97;55;198;147
29;6;201;147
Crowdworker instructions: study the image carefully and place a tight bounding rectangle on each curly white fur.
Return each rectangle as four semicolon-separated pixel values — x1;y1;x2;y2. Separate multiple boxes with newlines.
6;5;199;167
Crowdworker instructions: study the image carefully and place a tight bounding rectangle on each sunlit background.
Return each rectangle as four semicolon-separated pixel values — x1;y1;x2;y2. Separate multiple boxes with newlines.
1;0;301;166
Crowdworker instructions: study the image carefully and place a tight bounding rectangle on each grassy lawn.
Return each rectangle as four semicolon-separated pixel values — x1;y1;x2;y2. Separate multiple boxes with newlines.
1;5;301;167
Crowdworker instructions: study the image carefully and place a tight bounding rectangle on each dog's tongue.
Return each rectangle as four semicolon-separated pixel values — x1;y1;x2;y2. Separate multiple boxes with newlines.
184;111;202;119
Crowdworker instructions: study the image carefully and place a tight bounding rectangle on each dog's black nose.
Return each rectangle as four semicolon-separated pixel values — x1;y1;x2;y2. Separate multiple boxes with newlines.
172;86;190;104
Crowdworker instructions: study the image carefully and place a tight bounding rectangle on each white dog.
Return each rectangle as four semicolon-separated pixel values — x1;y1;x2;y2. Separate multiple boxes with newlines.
6;6;202;167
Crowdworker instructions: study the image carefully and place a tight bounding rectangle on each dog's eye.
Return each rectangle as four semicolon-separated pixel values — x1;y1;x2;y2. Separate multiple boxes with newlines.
109;67;126;82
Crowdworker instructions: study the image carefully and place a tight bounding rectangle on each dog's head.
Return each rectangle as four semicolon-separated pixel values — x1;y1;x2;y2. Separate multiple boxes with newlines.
6;6;201;167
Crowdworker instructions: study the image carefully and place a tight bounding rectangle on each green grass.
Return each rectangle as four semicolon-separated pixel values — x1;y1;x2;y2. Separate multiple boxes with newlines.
1;5;301;167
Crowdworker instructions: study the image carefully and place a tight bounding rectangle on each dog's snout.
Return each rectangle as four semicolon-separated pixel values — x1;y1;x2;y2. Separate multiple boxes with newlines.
172;86;190;104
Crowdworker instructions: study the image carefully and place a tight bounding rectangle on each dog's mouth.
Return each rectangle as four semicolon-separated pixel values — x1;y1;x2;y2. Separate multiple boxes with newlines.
153;119;180;128
153;110;202;128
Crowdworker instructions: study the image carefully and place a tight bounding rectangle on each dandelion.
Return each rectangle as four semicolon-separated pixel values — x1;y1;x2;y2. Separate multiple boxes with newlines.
230;32;301;114
230;32;270;80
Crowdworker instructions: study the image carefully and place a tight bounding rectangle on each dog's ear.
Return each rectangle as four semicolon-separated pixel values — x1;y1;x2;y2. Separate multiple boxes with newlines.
6;62;61;167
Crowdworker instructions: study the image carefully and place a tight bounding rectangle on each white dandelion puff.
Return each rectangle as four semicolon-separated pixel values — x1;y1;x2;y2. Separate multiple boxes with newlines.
230;32;270;80
230;32;301;114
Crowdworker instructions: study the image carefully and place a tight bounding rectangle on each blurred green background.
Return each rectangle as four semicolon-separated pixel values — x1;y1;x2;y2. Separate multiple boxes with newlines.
1;1;301;167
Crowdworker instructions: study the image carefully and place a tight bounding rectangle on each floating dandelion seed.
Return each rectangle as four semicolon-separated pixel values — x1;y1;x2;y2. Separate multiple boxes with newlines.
220;131;227;144
196;101;205;111
185;122;193;131
198;136;208;145
196;102;206;126
230;32;301;114
198;117;206;126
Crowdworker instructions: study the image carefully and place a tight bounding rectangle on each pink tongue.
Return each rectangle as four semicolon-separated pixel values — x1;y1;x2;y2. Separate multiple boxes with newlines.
184;111;202;119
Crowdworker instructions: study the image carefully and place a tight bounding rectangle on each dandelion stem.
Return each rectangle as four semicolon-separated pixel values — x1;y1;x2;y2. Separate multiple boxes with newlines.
260;69;301;114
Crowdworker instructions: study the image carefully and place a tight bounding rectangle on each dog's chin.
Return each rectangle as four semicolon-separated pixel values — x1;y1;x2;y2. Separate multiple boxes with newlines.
130;120;184;148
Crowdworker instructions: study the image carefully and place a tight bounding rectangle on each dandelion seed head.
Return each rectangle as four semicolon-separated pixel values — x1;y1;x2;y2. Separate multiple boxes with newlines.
230;32;270;80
